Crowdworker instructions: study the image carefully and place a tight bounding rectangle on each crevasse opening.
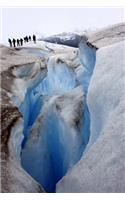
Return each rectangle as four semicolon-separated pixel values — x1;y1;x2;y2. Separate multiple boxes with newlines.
19;40;97;192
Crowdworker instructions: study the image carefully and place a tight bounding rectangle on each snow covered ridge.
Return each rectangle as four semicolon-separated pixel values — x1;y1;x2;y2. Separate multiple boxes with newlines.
39;33;81;48
0;23;125;193
88;22;125;48
41;22;125;48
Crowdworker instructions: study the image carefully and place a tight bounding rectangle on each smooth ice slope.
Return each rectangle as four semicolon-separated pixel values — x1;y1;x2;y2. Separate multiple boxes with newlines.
56;41;125;193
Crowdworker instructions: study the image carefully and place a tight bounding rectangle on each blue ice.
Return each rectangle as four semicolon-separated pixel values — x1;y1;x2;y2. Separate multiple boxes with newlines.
21;105;84;192
78;40;96;93
35;60;77;96
19;40;97;192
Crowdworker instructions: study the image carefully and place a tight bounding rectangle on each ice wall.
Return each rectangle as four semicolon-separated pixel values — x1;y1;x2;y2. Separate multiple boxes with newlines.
78;40;97;93
56;41;125;193
76;39;97;153
35;57;77;95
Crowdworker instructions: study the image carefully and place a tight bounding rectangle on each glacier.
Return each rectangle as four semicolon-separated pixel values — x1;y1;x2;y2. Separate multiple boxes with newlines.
20;38;97;192
1;23;125;193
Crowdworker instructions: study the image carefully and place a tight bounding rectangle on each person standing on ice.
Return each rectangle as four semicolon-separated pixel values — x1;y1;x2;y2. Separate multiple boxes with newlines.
8;38;12;47
17;39;20;46
20;38;23;46
12;38;16;47
33;34;36;43
26;36;29;42
24;37;26;43
29;35;31;41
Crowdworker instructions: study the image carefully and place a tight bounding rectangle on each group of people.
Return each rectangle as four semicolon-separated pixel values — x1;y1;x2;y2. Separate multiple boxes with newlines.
8;34;36;47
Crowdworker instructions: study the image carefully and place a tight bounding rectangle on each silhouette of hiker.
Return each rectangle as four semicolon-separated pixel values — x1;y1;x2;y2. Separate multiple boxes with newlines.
24;37;27;43
12;38;16;47
20;38;23;46
17;39;20;46
24;37;26;43
8;38;12;47
25;36;29;42
29;36;31;41
33;34;36;43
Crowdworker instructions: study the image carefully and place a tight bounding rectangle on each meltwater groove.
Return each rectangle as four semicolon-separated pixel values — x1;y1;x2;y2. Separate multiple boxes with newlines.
77;38;97;154
19;71;46;147
20;39;97;192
